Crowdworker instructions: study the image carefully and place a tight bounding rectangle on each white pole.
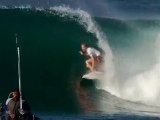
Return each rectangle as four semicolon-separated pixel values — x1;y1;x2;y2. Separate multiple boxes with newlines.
16;34;23;109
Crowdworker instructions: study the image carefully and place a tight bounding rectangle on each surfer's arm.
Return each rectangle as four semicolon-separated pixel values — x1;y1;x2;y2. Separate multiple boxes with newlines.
79;51;90;58
91;56;95;71
79;51;84;55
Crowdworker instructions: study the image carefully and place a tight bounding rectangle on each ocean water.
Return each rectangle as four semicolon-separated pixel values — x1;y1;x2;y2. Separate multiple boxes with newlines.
0;7;160;119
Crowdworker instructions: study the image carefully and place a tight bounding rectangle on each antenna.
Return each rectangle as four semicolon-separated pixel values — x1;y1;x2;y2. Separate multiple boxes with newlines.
15;34;23;112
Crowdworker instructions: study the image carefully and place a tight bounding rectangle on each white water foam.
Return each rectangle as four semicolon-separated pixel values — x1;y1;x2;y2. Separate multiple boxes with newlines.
117;34;160;105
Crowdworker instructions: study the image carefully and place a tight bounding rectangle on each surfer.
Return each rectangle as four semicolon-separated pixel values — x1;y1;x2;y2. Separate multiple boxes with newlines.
80;43;101;72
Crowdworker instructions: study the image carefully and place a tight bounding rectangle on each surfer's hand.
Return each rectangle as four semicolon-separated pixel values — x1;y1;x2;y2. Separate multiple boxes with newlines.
79;51;83;55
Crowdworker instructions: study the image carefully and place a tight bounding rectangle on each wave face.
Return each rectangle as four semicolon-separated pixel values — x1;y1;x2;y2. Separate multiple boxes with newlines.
0;6;160;119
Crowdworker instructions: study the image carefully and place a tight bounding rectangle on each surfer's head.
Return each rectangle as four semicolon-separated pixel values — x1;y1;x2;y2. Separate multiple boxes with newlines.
12;89;20;99
81;43;89;52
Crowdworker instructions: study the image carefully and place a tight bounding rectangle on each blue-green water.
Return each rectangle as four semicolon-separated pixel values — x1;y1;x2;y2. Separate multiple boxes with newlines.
0;7;160;119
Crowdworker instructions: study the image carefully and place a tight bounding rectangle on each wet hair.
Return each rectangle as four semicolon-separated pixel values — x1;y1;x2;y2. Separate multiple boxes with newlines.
12;88;20;96
81;43;89;47
7;89;20;98
13;88;19;93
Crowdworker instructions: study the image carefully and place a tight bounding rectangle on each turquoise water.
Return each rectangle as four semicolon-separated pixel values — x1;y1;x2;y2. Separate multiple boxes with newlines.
0;8;160;119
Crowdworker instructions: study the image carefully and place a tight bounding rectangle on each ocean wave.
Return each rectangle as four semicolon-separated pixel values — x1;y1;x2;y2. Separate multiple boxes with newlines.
0;6;160;115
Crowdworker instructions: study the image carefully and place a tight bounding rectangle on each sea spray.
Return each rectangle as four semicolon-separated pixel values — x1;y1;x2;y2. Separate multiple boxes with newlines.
118;33;160;105
50;6;160;106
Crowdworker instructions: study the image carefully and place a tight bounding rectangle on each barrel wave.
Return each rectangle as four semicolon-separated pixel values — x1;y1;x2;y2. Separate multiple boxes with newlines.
0;6;160;119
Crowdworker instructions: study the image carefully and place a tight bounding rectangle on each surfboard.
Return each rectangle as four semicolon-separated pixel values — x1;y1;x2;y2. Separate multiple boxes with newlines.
82;71;103;80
